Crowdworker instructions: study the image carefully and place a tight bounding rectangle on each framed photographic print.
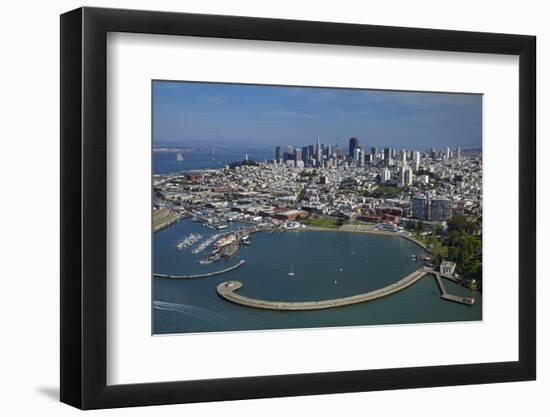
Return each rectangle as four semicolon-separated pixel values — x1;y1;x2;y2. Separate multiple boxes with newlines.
60;7;536;409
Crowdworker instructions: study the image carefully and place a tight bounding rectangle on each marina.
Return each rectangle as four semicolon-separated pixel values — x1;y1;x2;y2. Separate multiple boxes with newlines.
153;218;481;334
176;233;202;250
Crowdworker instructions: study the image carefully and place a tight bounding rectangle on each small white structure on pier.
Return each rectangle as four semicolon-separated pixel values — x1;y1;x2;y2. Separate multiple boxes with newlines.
440;260;456;275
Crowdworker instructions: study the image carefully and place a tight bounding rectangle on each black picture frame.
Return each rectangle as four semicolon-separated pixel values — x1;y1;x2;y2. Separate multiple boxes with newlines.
60;6;536;410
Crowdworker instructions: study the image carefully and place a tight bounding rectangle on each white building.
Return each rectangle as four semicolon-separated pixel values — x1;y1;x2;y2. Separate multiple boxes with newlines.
440;261;456;275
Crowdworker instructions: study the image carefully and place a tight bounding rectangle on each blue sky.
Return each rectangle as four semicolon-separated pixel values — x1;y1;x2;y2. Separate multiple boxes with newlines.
153;81;482;150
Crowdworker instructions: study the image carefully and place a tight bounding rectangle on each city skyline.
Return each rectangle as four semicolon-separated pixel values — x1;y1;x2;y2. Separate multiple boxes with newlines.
153;81;482;150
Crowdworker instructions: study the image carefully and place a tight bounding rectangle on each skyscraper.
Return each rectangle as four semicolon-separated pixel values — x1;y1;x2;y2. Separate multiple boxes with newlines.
302;146;309;164
353;147;361;166
456;147;461;160
349;137;359;158
294;148;302;163
316;136;322;165
308;145;315;161
275;146;282;162
413;150;421;166
325;144;332;157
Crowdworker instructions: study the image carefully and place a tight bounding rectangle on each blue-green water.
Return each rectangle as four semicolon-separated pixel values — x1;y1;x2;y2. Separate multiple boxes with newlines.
153;219;482;334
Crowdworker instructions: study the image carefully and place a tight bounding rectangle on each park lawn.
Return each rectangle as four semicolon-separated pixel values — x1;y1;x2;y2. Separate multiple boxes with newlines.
302;216;343;229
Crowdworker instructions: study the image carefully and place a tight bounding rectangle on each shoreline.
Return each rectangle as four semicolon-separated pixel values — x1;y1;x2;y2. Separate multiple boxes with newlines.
300;224;430;252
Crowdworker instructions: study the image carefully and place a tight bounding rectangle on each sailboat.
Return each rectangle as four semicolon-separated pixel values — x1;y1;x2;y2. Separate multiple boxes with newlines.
211;147;216;161
176;152;184;162
288;265;295;276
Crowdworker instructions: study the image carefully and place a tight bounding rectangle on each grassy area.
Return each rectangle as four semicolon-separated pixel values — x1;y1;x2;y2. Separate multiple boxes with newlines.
302;216;343;229
363;185;403;198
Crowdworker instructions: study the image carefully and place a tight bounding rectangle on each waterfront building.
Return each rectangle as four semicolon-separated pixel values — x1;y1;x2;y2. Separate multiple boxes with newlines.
440;261;456;275
349;137;359;157
431;197;452;221
411;195;429;220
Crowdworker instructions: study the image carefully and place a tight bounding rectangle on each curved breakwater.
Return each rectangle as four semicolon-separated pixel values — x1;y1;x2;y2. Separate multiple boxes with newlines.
154;260;245;279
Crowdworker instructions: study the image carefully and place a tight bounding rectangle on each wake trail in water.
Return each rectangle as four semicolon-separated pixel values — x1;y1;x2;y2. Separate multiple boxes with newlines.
153;300;230;324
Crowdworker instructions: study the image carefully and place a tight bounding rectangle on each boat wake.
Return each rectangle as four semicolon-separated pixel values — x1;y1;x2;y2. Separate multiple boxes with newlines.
153;300;228;323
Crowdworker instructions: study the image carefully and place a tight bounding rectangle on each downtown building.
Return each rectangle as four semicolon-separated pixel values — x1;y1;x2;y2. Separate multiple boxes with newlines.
349;137;359;158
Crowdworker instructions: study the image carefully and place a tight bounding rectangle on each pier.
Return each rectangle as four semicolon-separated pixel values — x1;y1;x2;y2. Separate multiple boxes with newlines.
217;268;430;310
154;260;245;279
433;272;475;305
217;267;475;310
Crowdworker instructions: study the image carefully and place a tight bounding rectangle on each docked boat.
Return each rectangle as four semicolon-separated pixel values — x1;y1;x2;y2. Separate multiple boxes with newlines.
221;241;239;258
241;235;251;245
176;233;202;250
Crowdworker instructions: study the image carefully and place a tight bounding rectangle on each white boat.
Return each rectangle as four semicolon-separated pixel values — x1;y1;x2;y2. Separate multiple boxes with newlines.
176;233;202;250
288;265;295;276
176;152;184;162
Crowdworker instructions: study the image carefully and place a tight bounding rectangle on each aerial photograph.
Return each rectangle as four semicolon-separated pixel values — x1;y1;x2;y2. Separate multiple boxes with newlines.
152;80;483;335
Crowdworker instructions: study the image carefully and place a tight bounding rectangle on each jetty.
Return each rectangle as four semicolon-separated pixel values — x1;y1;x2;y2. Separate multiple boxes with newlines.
433;272;475;305
154;260;245;279
217;267;474;310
